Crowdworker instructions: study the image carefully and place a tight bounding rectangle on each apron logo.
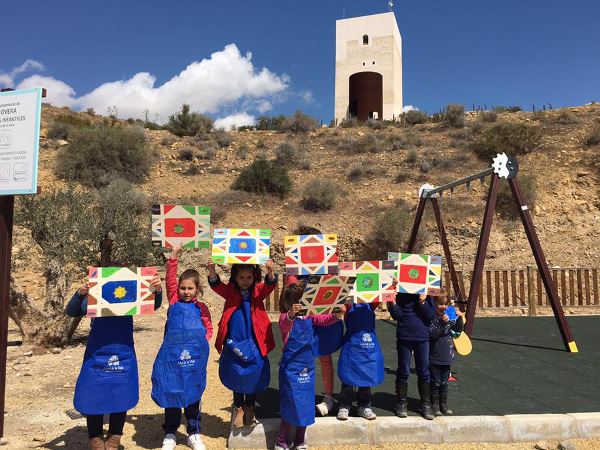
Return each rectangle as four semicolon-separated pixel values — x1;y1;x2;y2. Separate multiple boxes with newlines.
232;347;248;361
103;354;124;372
361;333;375;349
297;367;311;384
178;349;196;367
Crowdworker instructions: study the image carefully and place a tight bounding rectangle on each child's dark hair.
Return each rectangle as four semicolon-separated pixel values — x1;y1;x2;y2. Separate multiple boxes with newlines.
179;269;203;295
434;289;449;305
279;280;307;313
229;264;262;290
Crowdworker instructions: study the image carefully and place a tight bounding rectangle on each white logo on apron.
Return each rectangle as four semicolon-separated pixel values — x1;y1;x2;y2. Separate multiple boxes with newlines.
297;367;311;384
178;349;196;367
361;333;375;350
104;354;124;373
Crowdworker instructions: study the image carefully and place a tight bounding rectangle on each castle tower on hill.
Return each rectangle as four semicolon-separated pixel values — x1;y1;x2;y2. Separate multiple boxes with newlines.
335;12;403;123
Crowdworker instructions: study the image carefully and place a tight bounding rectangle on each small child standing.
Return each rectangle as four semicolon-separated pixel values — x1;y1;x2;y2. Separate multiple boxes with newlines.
336;302;384;421
209;259;277;428
389;292;436;420
275;280;346;450
429;292;463;416
152;245;213;450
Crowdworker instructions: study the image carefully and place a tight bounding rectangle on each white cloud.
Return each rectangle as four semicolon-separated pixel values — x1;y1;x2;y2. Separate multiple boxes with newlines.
17;75;77;107
214;112;256;130
402;105;417;113
256;100;273;114
0;59;45;87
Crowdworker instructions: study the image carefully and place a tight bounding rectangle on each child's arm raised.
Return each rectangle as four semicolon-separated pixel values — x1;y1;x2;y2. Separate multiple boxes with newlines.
165;245;182;304
197;302;214;340
207;259;231;299
255;259;278;299
388;278;402;321
417;293;436;322
150;274;163;310
65;283;90;317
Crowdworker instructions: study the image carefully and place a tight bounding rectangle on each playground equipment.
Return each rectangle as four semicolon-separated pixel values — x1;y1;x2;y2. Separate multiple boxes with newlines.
406;153;578;353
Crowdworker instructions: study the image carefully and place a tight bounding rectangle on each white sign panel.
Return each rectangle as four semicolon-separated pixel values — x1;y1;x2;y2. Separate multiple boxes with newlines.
0;88;42;195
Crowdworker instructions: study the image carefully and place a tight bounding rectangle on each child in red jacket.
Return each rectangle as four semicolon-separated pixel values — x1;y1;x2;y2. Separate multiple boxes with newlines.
208;259;277;428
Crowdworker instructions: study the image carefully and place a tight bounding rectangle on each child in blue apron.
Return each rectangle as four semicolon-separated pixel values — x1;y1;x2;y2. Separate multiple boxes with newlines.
336;302;384;421
66;274;163;450
275;280;346;450
285;275;344;416
429;292;463;416
152;245;212;450
389;291;436;420
208;259;278;428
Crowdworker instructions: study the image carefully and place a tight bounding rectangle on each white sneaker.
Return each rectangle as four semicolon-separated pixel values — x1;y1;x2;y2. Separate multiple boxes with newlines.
161;433;176;450
357;406;377;420
337;407;349;420
316;396;334;416
273;446;288;450
187;433;206;450
294;444;309;450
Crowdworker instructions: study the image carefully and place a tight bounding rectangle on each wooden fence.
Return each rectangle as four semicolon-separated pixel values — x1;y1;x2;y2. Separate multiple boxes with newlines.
264;268;600;313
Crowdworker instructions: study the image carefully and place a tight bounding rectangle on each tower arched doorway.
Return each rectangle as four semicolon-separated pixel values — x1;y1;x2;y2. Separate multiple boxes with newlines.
348;72;383;121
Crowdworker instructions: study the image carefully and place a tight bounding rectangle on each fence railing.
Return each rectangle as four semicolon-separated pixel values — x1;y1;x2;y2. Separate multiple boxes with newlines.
263;268;600;314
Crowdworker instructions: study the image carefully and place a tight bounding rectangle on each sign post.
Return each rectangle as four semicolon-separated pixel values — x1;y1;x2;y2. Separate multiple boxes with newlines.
0;87;44;440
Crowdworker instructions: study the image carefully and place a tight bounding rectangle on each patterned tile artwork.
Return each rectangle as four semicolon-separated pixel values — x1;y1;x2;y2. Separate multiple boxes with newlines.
151;204;211;249
299;274;356;316
211;228;271;264
391;253;442;295
339;260;398;303
87;266;158;318
284;234;339;276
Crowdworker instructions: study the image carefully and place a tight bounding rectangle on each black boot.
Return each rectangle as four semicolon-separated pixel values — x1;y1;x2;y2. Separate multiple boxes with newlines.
417;380;434;420
440;383;453;415
394;383;408;418
431;383;442;417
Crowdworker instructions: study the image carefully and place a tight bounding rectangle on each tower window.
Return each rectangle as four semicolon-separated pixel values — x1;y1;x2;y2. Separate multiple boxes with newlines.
363;34;369;45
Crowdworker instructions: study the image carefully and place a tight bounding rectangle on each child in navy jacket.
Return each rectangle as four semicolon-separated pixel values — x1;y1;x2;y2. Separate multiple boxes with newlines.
388;292;436;420
429;294;463;416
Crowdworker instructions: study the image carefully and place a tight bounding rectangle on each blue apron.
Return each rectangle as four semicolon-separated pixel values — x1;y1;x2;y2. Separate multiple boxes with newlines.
219;291;270;394
312;320;344;356
151;302;209;408
74;316;138;415
279;317;315;427
338;303;384;387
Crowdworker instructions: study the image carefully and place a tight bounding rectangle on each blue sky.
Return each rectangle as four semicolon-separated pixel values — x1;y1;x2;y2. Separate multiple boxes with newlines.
2;1;599;126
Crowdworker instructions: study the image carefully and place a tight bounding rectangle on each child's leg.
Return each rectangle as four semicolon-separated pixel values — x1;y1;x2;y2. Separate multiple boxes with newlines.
413;341;430;382
338;383;355;408
294;425;307;446
107;411;126;435
395;340;413;386
244;394;256;407
233;392;244;408
429;364;442;416
276;419;292;448
163;408;182;435
439;365;452;414
86;414;104;439
319;355;334;397
356;387;372;408
183;401;201;435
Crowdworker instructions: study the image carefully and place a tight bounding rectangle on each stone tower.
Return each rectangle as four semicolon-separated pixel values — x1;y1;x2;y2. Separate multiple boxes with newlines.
335;12;403;123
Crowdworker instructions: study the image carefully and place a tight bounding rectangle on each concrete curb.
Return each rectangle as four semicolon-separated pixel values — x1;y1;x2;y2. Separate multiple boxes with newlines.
227;413;600;448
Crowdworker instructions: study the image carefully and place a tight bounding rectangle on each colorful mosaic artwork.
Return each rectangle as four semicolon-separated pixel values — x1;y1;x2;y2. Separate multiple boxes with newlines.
299;274;356;316
211;228;271;264
284;234;339;276
151;204;211;249
391;253;442;295
87;266;158;318
339;260;398;303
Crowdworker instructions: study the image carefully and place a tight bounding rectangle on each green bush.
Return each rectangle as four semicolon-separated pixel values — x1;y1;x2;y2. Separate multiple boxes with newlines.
48;114;92;140
366;119;385;130
56;124;152;187
178;147;195;161
494;106;522;113
443;104;465;128
231;156;292;198
348;164;382;180
236;144;249;160
281;110;319;133
255;115;287;131
300;179;338;212
584;125;600;146
553;110;581;125
472;122;542;160
340;118;358;128
403;110;429;125
406;148;418;164
496;174;536;218
275;141;303;165
480;111;498;123
166;104;213;137
213;129;233;147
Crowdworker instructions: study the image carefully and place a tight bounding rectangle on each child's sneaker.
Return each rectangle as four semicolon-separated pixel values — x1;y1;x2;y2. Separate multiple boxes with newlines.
316;396;334;416
274;445;288;450
294;443;309;450
161;433;177;450
232;406;244;428
187;433;206;450
89;437;105;450
357;406;377;420
243;405;258;427
336;407;349;420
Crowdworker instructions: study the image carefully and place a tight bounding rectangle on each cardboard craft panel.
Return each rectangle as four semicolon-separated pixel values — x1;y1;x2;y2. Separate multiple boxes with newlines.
87;266;158;318
391;253;442;295
338;260;398;303
151;204;211;249
299;274;356;316
211;228;271;264
284;234;338;276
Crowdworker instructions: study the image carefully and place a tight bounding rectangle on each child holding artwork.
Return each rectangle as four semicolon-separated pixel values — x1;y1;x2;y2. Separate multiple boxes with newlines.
151;244;213;450
208;258;278;428
286;274;344;416
275;280;346;450
389;291;436;420
429;292;463;416
66;275;163;450
336;302;384;421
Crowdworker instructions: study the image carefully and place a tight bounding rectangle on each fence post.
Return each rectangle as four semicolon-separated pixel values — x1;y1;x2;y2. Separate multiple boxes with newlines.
527;265;537;316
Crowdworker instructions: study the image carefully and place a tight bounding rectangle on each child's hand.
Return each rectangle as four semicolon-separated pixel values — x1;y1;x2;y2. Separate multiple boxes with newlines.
207;259;217;277
169;244;182;260
442;314;449;322
456;310;463;317
336;304;347;319
419;293;427;304
265;259;274;274
150;275;162;292
78;282;90;296
288;303;302;319
391;277;398;287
